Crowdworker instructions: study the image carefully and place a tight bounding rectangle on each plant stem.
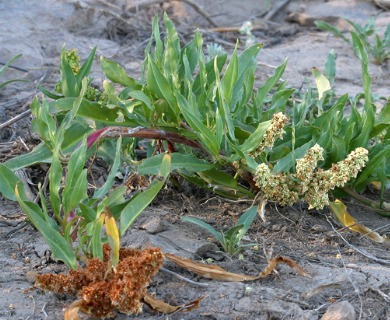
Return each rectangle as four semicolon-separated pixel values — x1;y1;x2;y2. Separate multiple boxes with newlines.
92;126;205;150
341;187;390;216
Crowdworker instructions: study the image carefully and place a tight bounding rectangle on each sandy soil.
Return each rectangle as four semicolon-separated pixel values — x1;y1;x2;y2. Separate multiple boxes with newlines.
1;1;390;319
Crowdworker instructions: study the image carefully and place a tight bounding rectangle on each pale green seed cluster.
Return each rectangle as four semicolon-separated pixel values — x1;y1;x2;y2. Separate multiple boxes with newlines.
251;112;288;157
254;145;369;209
65;49;80;75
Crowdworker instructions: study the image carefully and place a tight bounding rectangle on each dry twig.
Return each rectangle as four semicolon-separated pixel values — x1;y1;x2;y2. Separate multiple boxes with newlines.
325;214;390;265
124;0;217;27
0;108;31;131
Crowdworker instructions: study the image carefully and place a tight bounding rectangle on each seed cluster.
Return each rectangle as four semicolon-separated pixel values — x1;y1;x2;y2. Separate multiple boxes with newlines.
250;112;288;157
254;144;369;209
35;245;164;318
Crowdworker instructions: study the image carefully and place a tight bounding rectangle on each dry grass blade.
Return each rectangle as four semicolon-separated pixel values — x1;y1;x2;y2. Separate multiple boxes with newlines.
164;253;309;282
143;293;204;314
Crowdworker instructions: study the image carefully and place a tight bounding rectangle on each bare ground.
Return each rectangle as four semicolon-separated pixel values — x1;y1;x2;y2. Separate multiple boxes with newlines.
1;1;390;319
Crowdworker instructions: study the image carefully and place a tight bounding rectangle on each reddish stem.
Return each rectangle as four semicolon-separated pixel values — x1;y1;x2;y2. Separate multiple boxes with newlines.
87;126;204;151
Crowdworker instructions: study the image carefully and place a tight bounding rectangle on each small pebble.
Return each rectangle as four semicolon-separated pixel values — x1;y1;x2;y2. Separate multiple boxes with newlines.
321;301;356;320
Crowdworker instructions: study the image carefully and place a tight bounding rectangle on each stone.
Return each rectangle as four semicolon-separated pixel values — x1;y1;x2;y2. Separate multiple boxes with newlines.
140;216;166;234
321;301;356;320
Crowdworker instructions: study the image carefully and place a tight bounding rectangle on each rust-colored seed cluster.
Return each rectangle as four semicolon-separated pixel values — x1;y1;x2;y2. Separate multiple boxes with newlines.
35;245;164;318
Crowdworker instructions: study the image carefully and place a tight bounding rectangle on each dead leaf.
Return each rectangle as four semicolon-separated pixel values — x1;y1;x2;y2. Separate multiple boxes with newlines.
164;253;309;282
143;293;204;314
258;256;310;279
64;299;85;320
330;199;388;243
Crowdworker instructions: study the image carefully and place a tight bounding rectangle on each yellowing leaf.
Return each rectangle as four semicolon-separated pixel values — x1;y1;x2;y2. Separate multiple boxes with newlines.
104;208;120;267
312;67;331;99
329;199;388;243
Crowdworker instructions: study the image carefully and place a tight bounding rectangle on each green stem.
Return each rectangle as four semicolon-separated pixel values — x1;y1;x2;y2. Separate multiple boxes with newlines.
341;187;390;216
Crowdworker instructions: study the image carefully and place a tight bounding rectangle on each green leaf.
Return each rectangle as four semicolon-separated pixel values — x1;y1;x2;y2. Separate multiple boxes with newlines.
4;143;52;170
100;56;141;89
350;31;372;108
237;206;258;232
60;47;79;97
120;179;166;236
176;93;219;157
181;216;223;243
120;154;171;235
256;59;287;107
76;46;96;84
52;98;140;127
49;154;62;220
0;79;29;89
0;54;23;76
0;164;27;201
325;49;336;84
93;137;122;199
91;214;105;260
62;139;88;215
159;153;171;178
314;20;350;43
127;90;153;110
63;170;88;217
80;203;97;223
197;168;253;197
273;141;314;173
147;56;178;120
240;120;272;154
221;45;238;103
104;186;127;209
354;145;390;191
15;183;77;269
54;78;88;151
215;58;236;141
138;153;213;175
163;13;181;87
38;85;64;99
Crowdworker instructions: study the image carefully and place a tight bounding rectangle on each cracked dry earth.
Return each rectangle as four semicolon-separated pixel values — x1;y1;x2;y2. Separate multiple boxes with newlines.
1;0;390;319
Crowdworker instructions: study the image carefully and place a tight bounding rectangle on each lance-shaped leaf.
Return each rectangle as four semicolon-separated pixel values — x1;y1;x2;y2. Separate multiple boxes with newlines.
312;67;331;100
0;164;27;201
93;137;122;199
138;153;213;175
120;154;171;235
329;199;388;243
15;182;77;269
104;208;120;267
101;56;141;89
91;214;105;260
62;139;88;216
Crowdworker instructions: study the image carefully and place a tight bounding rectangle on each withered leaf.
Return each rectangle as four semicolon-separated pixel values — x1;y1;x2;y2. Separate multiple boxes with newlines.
64;299;84;320
165;253;309;281
143;293;204;313
330;199;388;243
